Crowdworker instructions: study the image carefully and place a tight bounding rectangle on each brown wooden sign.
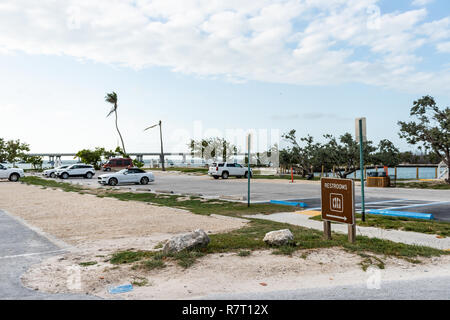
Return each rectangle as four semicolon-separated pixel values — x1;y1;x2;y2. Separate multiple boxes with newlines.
321;177;355;225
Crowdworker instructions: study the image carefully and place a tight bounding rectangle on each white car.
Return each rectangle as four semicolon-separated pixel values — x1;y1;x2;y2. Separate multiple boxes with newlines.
0;163;25;182
43;165;69;178
208;162;252;179
98;167;155;186
56;164;96;179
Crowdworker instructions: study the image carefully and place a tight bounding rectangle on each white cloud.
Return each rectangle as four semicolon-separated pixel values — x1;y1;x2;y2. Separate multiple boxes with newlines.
412;0;434;6
0;0;449;93
437;41;450;53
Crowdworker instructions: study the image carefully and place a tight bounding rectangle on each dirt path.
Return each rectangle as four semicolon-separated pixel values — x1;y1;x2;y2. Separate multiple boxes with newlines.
0;182;246;246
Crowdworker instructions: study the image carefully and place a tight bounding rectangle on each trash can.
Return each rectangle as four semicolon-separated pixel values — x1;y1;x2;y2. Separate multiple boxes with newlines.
367;176;390;187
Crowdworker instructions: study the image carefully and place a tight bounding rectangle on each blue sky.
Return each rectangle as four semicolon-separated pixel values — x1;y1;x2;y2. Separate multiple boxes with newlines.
0;0;449;153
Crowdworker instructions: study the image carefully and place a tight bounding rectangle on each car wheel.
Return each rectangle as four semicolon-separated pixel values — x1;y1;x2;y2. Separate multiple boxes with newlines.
61;172;69;179
222;171;229;179
105;168;111;172
85;172;93;179
140;177;149;185
9;173;19;182
244;171;251;178
50;172;56;178
213;175;219;180
108;178;118;186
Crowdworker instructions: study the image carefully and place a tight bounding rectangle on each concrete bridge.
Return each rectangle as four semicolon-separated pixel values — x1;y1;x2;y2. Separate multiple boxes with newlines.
26;152;250;165
27;152;192;164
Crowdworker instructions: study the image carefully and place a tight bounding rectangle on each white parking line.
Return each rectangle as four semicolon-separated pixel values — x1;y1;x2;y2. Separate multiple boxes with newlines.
383;201;450;211
0;249;67;260
306;198;410;211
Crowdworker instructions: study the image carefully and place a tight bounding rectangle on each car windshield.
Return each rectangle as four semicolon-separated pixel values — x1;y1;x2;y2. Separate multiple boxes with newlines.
118;169;127;174
57;166;68;169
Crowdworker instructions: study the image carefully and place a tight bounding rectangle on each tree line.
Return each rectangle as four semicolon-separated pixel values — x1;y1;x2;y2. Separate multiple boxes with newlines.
279;95;449;182
0;138;43;169
279;131;401;178
75;146;144;170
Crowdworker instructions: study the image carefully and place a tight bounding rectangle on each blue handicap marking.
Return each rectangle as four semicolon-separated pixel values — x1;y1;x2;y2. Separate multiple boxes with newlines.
368;209;434;220
270;200;308;208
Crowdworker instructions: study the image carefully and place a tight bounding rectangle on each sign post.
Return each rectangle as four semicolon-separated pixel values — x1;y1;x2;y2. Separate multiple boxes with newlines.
356;118;366;222
321;177;356;243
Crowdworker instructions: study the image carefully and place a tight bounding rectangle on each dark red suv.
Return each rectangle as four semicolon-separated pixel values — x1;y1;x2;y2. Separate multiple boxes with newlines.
102;158;133;171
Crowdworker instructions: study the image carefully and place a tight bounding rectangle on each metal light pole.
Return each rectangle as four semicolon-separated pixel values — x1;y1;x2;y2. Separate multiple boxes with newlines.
144;120;165;171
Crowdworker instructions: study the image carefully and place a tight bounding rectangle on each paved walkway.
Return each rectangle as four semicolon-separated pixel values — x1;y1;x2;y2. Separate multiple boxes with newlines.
246;212;450;250
204;275;450;300
0;209;97;299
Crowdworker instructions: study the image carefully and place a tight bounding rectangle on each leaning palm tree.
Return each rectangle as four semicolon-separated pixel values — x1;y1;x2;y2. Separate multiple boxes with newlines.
105;91;126;155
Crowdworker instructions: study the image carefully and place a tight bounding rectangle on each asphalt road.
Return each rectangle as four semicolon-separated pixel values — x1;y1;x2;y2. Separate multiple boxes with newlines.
0;210;96;300
204;276;450;300
47;171;450;221
46;171;450;201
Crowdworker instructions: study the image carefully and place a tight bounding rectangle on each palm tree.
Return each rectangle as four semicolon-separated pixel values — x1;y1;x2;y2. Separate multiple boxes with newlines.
105;91;126;155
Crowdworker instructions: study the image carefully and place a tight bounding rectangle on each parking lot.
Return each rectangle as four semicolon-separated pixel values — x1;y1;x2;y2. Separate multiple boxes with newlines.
33;170;450;222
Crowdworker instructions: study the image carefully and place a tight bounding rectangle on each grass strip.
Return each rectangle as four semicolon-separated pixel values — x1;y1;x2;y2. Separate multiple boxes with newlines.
21;176;295;216
396;182;450;190
109;219;447;271
79;261;98;267
21;176;86;192
107;192;296;216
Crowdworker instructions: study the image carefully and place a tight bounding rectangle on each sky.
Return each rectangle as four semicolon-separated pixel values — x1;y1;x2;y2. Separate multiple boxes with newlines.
0;0;450;154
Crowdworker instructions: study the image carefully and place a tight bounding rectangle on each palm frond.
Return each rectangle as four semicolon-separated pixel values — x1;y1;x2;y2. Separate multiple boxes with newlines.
105;91;118;117
104;91;118;104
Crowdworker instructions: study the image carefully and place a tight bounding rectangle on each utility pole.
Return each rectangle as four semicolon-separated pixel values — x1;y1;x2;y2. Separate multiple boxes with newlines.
144;120;165;171
159;121;165;171
357;118;366;222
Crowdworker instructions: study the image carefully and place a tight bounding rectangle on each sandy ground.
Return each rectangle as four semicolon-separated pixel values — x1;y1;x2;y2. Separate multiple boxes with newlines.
21;247;450;299
0;182;246;246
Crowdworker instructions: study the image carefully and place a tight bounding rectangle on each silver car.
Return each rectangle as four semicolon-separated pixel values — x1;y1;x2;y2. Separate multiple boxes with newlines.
98;168;155;186
43;165;69;178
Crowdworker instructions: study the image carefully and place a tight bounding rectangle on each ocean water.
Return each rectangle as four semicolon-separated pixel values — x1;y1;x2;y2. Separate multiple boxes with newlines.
315;167;447;180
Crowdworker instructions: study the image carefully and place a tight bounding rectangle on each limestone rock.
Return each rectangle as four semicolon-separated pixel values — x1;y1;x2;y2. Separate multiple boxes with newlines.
163;229;210;253
263;229;294;246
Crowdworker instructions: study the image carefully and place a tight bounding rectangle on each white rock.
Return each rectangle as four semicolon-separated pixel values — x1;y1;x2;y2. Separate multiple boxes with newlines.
263;229;294;246
163;229;210;254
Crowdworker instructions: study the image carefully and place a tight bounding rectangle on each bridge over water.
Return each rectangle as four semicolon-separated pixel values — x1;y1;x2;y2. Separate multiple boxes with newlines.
26;152;250;165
